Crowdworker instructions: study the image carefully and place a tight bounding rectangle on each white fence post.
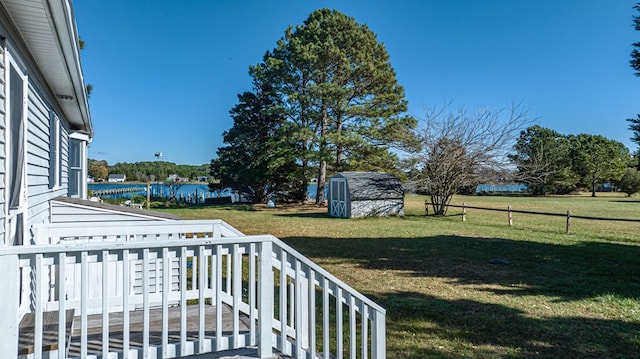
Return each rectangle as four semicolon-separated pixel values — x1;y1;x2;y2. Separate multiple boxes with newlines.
258;239;274;358
0;254;19;357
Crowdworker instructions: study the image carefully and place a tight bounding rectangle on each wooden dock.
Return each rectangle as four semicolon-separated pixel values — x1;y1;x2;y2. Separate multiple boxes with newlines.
91;186;145;196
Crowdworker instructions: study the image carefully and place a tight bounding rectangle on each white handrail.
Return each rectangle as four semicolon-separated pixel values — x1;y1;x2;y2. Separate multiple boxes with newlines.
0;219;385;359
269;237;386;358
272;237;386;315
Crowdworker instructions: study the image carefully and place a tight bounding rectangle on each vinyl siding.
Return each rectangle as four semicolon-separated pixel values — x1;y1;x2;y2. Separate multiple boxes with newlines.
26;81;68;226
0;7;86;244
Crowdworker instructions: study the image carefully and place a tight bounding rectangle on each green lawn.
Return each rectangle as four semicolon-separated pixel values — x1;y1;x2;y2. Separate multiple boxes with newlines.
157;193;640;358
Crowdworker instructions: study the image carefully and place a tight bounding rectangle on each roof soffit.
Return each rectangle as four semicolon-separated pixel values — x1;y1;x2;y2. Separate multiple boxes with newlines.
1;0;92;135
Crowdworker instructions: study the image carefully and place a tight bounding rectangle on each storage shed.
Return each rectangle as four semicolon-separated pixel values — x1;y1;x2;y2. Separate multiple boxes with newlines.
328;172;404;218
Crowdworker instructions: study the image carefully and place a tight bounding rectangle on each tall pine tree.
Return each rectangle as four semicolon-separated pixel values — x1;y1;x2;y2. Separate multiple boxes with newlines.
210;77;303;203
257;9;416;204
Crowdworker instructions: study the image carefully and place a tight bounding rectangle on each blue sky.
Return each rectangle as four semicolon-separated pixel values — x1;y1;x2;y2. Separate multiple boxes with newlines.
74;0;640;166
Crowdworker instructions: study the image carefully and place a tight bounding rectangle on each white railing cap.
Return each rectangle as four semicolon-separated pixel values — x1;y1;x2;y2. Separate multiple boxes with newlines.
0;234;275;256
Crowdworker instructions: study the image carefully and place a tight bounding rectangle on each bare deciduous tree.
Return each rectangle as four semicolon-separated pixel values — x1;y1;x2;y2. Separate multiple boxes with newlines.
408;103;530;215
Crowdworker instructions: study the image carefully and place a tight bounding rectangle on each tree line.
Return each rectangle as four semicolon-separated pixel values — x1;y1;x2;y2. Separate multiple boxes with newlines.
89;159;209;182
509;126;635;196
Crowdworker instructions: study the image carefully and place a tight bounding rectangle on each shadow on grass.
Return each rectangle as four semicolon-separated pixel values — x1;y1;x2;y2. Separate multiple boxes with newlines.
282;235;640;357
373;290;640;358
275;211;333;219
283;235;640;301
611;200;640;203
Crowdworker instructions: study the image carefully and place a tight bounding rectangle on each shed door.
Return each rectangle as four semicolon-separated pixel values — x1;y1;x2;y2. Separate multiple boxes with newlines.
330;178;347;217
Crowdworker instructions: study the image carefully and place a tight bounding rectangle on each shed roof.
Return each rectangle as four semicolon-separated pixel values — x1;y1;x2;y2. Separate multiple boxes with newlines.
333;172;403;200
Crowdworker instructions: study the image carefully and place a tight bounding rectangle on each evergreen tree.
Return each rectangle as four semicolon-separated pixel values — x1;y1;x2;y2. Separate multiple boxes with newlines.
255;9;416;204
619;168;640;196
626;114;640;168
630;3;640;76
569;134;630;197
210;79;303;203
509;126;576;195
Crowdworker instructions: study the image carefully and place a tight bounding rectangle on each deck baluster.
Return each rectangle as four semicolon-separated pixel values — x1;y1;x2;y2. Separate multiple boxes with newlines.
57;252;66;359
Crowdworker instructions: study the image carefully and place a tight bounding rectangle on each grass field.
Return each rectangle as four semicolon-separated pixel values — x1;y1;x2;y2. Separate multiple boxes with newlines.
156;193;640;358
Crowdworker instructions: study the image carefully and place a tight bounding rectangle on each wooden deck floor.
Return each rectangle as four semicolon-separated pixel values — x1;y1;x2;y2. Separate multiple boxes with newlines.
19;304;255;358
68;304;251;357
182;347;293;359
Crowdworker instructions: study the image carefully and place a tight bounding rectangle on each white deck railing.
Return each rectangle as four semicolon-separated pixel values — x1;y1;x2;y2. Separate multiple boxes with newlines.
0;220;386;359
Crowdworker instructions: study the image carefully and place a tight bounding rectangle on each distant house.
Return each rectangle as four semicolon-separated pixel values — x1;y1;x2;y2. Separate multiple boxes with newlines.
108;174;126;182
166;174;188;183
328;172;404;218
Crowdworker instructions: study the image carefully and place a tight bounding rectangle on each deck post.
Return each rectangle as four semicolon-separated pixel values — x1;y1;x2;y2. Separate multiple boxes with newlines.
258;239;274;358
0;254;19;357
371;310;386;358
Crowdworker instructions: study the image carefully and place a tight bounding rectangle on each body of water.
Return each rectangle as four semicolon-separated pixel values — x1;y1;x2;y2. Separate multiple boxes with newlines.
90;183;326;203
88;183;234;203
90;182;528;203
476;183;528;193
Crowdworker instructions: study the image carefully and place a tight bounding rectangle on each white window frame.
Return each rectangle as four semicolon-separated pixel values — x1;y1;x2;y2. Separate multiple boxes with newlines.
48;111;60;189
4;51;28;246
68;132;89;199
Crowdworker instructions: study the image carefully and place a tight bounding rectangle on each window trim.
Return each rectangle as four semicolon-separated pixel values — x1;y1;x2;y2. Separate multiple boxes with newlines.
68;132;89;199
4;51;28;246
48;111;60;189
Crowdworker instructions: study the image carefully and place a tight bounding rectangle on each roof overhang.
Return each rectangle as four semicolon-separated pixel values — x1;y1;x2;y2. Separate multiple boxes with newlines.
1;0;92;136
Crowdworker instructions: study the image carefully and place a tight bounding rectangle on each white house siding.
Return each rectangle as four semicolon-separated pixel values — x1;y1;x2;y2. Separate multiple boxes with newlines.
0;0;93;248
47;198;181;313
26;79;70;228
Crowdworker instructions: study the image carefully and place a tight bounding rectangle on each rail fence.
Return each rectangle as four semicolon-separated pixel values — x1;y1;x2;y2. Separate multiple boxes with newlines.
425;201;640;234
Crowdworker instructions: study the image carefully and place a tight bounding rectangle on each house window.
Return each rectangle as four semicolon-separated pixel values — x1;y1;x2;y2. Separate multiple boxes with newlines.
8;64;25;208
68;132;89;199
5;52;28;246
48;111;60;189
68;139;81;197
